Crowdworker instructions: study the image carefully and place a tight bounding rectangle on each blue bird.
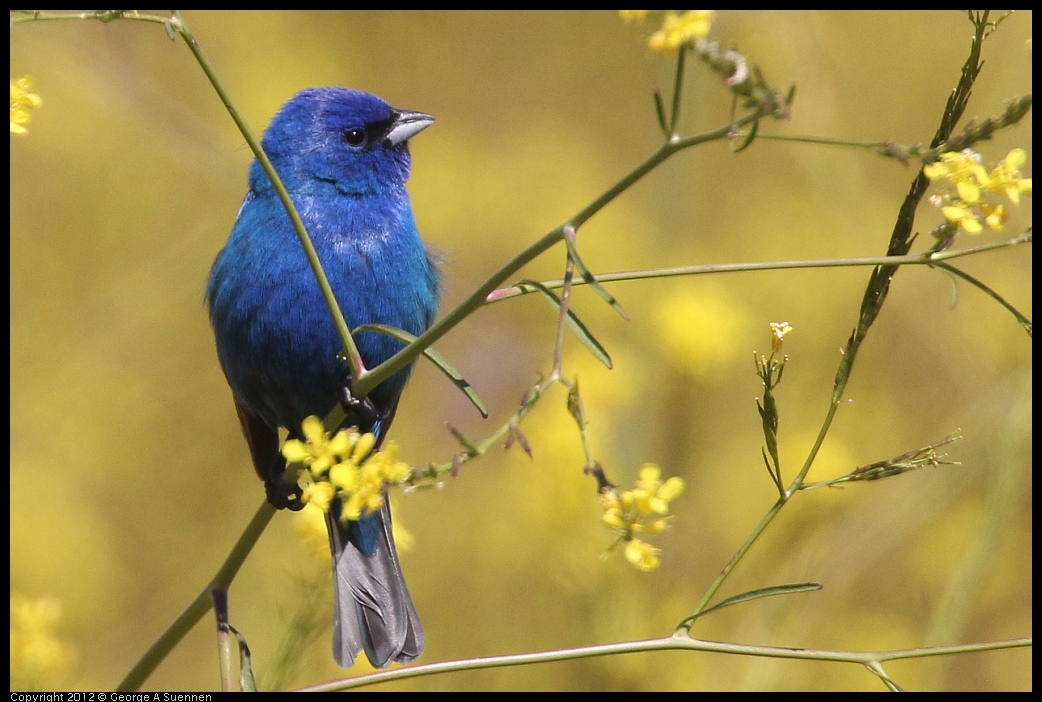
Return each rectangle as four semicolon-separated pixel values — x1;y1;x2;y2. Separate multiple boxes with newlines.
206;87;439;668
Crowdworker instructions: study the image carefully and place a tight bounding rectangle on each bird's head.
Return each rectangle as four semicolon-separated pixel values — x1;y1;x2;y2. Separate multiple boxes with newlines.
251;87;433;197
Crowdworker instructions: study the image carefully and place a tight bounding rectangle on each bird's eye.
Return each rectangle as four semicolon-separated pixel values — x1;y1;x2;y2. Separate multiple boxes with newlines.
343;128;367;147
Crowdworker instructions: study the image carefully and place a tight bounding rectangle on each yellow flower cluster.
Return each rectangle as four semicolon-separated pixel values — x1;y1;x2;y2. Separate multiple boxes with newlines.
10;594;75;691
620;10;715;53
924;148;1032;234
282;416;411;523
11;76;42;135
601;463;685;571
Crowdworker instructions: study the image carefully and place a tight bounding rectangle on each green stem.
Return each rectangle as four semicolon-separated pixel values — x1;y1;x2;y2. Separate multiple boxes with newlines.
12;8;369;383
414;373;554;481
748;133;890;150
679;497;787;631
348;108;769;402
300;634;1031;691
116;501;276;692
10;9;172;25
669;45;688;135
551;227;577;379
487;232;1031;299
11;7;770;409
681;10;1000;630
933;260;1032;335
171;11;365;384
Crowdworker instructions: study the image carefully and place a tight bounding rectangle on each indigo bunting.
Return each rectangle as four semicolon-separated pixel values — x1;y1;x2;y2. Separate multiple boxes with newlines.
206;87;439;668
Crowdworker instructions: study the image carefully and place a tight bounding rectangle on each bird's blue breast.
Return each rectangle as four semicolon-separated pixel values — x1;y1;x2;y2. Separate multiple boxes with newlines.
207;186;439;433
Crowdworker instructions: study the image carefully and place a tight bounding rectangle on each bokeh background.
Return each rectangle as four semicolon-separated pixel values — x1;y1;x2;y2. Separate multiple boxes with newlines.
10;10;1031;692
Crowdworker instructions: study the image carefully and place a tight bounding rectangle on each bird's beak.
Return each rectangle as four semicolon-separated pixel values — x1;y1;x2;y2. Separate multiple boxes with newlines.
385;110;435;146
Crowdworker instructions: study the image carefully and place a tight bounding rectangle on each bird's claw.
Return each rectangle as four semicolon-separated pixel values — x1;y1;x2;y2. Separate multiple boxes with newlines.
265;474;305;512
339;382;386;430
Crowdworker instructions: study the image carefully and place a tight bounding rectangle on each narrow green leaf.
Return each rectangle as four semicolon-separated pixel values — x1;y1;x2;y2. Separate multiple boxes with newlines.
354;323;489;417
761;447;782;494
516;280;613;369
786;84;797;108
447;424;479;456
561;232;630;320
934;261;1032;337
228;626;256;692
566;380;586;431
698;582;822;620
505;421;533;458
732;119;759;153
653;89;669;137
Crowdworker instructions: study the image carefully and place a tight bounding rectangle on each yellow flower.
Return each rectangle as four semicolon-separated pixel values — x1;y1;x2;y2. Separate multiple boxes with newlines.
282;417;413;523
941;203;984;234
328;459;359;491
982;203;1007;231
599;463;684;572
625;539;661;571
350;431;376;464
376;444;412;483
10;594;75;691
601;490;627;529
926;148;1031;235
11;76;42;135
769;321;793;354
336;438;412;522
301;479;336;513
921;161;948;181
643;518;671;534
924;149;989;185
293;503;333;563
632;463;682;514
636;463;685;513
648;11;715;52
984;148;1032;205
619;10;650;22
389;498;415;553
281;415;353;477
955;179;981;205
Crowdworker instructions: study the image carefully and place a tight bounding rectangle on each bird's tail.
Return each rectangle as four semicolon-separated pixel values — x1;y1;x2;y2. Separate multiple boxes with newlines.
326;501;425;668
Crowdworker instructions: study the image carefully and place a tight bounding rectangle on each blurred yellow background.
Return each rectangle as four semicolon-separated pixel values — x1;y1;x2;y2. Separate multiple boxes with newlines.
10;10;1031;691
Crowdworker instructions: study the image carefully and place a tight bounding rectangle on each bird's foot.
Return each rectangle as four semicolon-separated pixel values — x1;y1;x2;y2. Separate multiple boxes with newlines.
339;381;387;431
265;473;305;512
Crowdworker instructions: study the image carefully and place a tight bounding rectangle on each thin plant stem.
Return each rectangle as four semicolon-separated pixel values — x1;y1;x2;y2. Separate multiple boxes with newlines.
552;226;578;379
680;10;1002;630
11;9;368;381
300;635;1031;692
170;11;367;383
669;45;688;135
345;107;769;403
487;232;1031;300
933;260;1032;335
115;502;276;692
